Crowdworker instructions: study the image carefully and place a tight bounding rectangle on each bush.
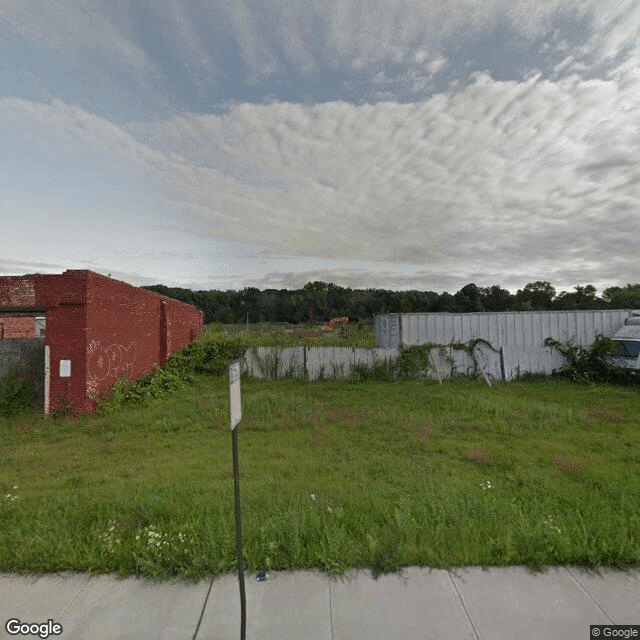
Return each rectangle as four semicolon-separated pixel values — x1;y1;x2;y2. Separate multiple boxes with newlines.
96;334;247;413
180;335;246;375
398;345;440;379
397;339;495;380
0;362;37;418
544;335;640;385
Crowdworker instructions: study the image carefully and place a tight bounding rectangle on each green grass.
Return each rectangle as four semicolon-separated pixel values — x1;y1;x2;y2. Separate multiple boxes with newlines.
1;375;640;579
208;322;376;347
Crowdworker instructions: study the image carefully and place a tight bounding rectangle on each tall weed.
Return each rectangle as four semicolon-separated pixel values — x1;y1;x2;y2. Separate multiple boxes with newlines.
96;334;246;413
0;362;37;418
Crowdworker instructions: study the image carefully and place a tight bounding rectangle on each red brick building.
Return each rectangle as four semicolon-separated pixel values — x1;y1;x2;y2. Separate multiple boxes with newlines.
0;270;204;414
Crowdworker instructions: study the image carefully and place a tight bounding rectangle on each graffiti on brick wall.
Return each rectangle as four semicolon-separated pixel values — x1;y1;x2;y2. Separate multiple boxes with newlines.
87;340;137;396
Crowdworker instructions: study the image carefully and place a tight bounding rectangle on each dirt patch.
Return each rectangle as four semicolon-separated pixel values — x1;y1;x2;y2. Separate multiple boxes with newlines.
241;415;257;429
555;457;588;474
415;425;433;444
117;513;146;530
453;419;487;431
278;417;301;429
505;411;523;426
326;406;364;428
219;466;234;480
167;501;182;517
465;450;493;465
119;467;142;479
588;408;625;422
326;406;351;418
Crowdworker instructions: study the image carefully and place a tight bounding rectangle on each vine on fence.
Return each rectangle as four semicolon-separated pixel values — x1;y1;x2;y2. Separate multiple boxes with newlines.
248;347;279;380
544;335;640;385
86;328;640;415
398;338;497;380
94;334;503;413
350;353;399;381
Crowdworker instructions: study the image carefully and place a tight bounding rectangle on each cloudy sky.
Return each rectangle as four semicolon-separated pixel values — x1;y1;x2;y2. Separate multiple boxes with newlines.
2;1;639;293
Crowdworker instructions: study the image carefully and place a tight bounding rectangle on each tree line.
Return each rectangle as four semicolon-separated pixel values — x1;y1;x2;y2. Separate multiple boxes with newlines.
144;281;640;325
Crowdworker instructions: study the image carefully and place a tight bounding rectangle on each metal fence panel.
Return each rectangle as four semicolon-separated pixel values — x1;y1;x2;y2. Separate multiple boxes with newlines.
375;314;400;349
374;310;632;376
307;347;351;380
244;310;633;382
279;347;305;378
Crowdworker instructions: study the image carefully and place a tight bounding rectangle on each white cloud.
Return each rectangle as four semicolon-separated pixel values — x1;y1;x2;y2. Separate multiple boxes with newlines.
5;22;640;286
428;55;448;75
2;0;624;92
3;0;640;291
0;0;155;75
116;64;639;288
552;0;640;78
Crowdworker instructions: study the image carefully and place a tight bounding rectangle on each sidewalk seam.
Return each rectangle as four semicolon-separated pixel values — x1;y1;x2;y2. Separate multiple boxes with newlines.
328;577;335;640
564;567;615;624
447;570;481;640
192;576;215;640
56;574;92;618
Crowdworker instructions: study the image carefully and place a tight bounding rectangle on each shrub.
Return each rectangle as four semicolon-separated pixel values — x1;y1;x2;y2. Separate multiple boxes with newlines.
180;335;246;375
398;339;495;380
398;345;445;379
544;335;640;385
96;334;247;413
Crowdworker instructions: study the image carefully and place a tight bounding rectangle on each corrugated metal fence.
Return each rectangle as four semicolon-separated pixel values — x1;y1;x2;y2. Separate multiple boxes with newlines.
375;310;632;381
241;344;558;382
241;311;633;382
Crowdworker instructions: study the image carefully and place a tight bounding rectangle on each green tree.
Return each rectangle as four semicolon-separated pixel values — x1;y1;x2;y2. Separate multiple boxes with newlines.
603;284;640;309
515;281;556;310
481;285;513;311
453;283;484;312
434;292;457;312
554;285;603;310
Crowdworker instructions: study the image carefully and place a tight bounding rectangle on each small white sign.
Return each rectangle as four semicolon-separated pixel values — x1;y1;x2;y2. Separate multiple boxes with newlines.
59;359;71;378
229;361;241;429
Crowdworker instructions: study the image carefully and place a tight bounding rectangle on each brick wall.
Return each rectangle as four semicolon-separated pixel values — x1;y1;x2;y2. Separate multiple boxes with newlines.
0;316;37;339
162;296;204;357
0;276;36;307
1;270;204;415
0;275;39;338
82;271;203;413
44;271;89;414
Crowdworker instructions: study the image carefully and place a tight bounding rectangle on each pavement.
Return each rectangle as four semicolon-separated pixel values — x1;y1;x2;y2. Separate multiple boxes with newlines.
1;566;639;640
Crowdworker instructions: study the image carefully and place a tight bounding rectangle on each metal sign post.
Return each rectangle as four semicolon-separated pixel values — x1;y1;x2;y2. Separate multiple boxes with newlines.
229;360;246;640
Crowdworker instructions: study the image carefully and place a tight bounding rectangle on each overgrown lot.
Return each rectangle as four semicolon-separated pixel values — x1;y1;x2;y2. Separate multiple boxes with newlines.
1;375;639;579
207;321;375;347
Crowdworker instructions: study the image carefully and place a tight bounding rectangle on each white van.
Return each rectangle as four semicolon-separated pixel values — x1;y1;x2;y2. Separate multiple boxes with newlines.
608;313;640;370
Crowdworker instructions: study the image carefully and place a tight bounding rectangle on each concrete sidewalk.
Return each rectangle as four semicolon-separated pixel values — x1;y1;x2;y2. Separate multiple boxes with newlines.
2;566;639;639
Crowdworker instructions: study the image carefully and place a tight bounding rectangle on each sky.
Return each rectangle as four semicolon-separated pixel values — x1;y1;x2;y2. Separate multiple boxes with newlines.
1;0;639;294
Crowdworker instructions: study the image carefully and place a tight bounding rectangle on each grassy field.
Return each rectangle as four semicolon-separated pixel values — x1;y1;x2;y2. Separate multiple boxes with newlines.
207;321;376;347
1;375;639;579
